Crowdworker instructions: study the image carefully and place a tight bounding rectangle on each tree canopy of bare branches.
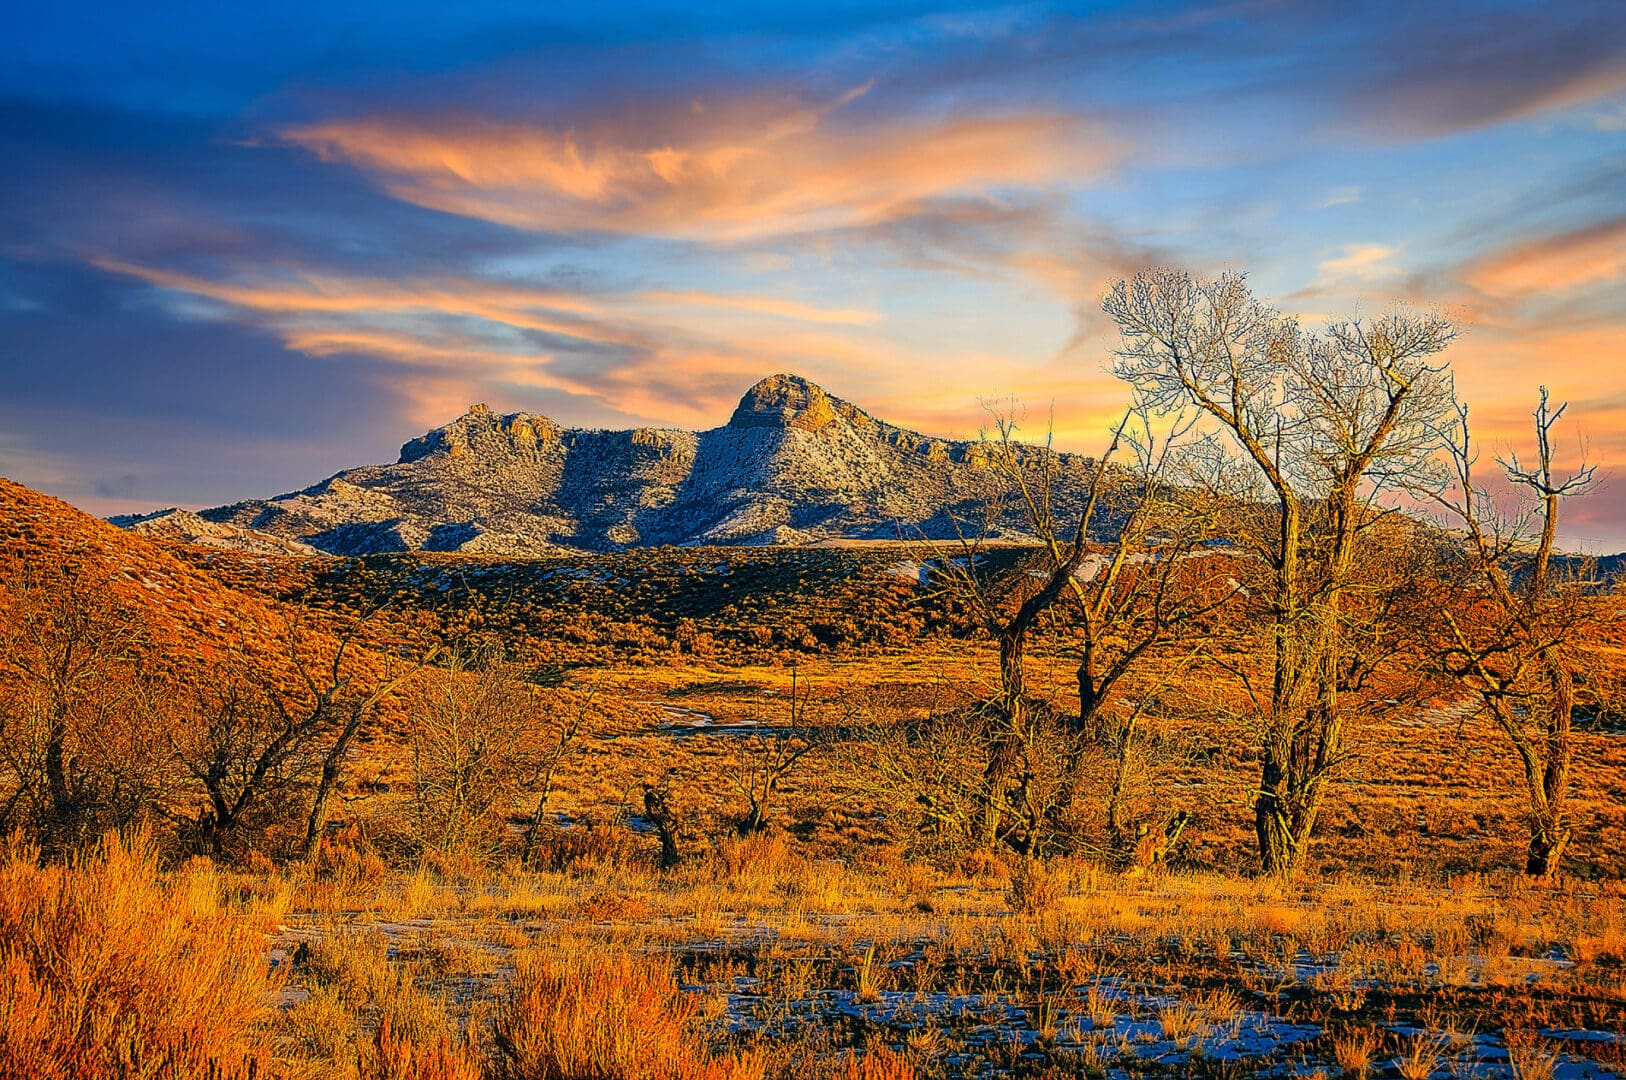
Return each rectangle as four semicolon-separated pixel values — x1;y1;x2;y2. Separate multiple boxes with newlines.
0;563;174;850
1427;387;1599;876
1105;268;1457;875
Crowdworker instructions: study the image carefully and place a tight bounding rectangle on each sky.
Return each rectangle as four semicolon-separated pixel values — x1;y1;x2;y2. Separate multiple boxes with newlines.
2;1;1624;549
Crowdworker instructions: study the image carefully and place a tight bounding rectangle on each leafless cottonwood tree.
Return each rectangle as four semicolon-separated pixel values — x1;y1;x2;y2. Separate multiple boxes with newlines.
179;654;322;856
985;402;1235;739
1105;268;1457;875
0;563;175;848
982;403;1235;864
1428;388;1598;877
519;680;595;864
407;644;533;859
929;419;1131;852
298;609;428;855
176;611;422;857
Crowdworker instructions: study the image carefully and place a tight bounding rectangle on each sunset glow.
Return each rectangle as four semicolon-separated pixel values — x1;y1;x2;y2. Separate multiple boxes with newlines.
3;1;1624;547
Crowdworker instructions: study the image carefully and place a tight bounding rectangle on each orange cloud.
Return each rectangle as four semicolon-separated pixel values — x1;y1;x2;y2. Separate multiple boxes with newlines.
88;254;916;426
91;256;638;346
637;290;879;326
1464;216;1626;298
282;93;1123;242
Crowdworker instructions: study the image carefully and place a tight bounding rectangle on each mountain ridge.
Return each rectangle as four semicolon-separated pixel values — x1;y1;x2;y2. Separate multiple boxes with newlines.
132;373;1102;556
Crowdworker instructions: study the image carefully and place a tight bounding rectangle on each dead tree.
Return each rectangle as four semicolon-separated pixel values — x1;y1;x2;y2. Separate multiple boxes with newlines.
297;600;428;856
180;656;322;856
729;668;819;834
1428;387;1598;877
177;611;424;858
644;775;683;870
407;644;533;859
985;401;1232;742
1106;268;1457;875
930;441;1115;852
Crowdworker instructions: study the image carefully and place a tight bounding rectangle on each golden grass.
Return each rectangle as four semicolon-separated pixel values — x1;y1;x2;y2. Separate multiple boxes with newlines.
0;833;279;1080
491;950;764;1080
1329;1025;1382;1079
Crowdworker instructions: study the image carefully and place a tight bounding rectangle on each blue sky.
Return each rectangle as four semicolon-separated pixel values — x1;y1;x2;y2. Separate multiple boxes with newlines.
3;1;1624;546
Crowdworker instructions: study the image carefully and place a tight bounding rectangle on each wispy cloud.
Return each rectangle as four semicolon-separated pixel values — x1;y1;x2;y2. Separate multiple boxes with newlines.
1463;216;1626;299
282;91;1126;242
1318;243;1398;280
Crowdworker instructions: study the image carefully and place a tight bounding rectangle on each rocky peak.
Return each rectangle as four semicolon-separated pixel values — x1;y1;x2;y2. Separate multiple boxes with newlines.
728;374;841;432
398;405;560;463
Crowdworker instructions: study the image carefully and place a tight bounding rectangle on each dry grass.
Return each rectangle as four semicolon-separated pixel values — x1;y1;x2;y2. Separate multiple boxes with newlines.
1506;1030;1564;1080
0;832;280;1080
1395;1031;1449;1080
833;1045;916;1080
358;1014;483;1080
491;949;763;1080
1329;1025;1383;1079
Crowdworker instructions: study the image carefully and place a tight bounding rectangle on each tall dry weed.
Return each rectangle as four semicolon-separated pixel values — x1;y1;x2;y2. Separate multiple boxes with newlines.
0;832;277;1080
491;949;763;1080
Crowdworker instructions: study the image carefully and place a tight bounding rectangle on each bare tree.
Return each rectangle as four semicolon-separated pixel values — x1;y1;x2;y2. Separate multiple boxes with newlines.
848;679;1002;855
978;402;1237;868
643;773;684;870
297;612;426;855
729;668;819;834
985;402;1233;739
407;645;533;860
174;611;422;858
1105;268;1457;875
0;563;173;848
928;425;1122;851
178;653;324;856
1428;387;1599;877
519;681;595;865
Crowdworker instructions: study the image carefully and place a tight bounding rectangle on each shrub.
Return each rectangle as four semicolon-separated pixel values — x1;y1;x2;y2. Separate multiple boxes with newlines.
1005;859;1063;916
492;949;763;1080
0;832;278;1080
359;1013;483;1080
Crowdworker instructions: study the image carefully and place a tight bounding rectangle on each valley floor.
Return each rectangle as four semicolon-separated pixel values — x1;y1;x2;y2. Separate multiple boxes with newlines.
228;840;1626;1078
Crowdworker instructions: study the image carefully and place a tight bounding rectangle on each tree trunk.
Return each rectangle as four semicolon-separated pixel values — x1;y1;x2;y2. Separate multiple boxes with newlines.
303;759;341;855
521;775;557;865
1254;796;1301;876
1525;822;1570;878
44;720;73;819
1076;650;1102;742
645;784;682;869
1531;665;1574;879
977;630;1028;849
1254;751;1315;877
303;709;362;856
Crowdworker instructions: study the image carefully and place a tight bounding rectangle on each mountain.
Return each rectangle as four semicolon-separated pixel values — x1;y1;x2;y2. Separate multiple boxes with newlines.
169;374;1102;556
110;507;318;556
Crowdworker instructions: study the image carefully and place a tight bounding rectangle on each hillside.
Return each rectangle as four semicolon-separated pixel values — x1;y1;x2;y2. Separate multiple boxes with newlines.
168;373;1101;556
0;478;346;676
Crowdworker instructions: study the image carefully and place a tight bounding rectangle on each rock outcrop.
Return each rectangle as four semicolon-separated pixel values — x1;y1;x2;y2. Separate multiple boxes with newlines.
125;374;1102;555
110;507;319;556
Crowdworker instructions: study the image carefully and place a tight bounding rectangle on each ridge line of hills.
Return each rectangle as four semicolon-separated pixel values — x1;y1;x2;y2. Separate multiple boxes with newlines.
112;373;1103;557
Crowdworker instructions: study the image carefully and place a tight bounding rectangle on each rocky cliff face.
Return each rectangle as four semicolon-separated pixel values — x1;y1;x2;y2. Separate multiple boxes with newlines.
157;374;1100;555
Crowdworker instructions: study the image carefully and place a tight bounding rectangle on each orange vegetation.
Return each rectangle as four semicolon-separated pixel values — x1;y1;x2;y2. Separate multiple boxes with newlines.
0;833;280;1080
